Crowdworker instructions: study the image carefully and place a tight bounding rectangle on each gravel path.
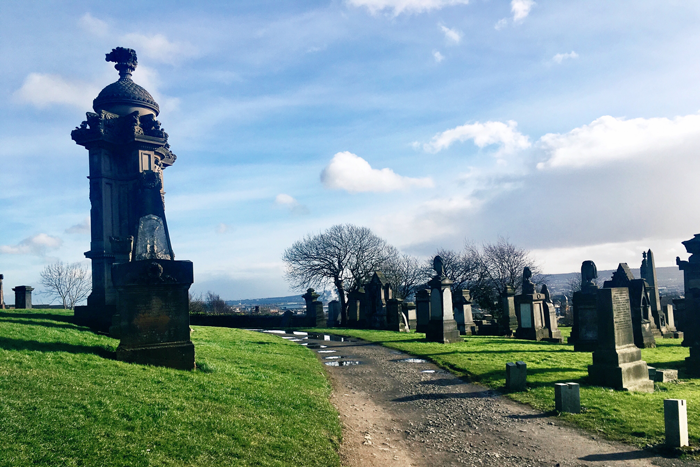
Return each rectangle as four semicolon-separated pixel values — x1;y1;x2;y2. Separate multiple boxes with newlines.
278;331;699;467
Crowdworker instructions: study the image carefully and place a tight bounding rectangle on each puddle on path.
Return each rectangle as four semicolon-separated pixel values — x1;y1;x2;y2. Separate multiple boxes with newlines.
324;361;362;367
397;358;427;363
324;356;342;360
421;370;436;373
318;350;337;353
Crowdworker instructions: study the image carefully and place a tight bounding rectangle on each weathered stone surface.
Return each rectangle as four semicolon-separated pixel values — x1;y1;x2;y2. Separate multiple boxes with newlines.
664;399;689;448
453;289;475;336
415;289;430;334
555;382;581;414
327;300;341;327
387;298;404;332
403;301;417;331
302;288;326;328
654;369;678;383
541;284;563;343
570;260;599;351
587;287;654;393
426;256;461;344
347;288;365;327
505;361;527;391
499;285;517;336
112;259;194;370
366;272;392;330
12;285;33;309
514;292;549;341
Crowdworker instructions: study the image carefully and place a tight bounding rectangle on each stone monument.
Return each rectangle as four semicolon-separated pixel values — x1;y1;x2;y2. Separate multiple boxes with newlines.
327;300;341;327
415;288;430;333
347;287;365;328
640;250;671;337
0;274;4;309
541;284;563;343
426;256;461;343
570;260;599;351
365;272;391;329
13;286;34;309
676;234;700;375
403;301;417;330
302;288;326;327
514;268;550;341
453;289;476;335
603;263;657;348
72;47;179;333
387;297;405;332
587;287;654;392
500;285;518;336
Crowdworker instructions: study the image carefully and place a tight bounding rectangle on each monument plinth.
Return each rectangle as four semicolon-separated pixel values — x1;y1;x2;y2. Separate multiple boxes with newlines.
426;256;461;344
570;260;599;351
302;288;326;327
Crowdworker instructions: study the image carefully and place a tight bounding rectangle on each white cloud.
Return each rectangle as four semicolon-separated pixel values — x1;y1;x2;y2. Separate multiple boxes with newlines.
121;33;198;66
511;0;535;22
320;151;434;193
439;24;462;44
0;234;63;256
347;0;469;16
552;51;578;64
433;51;445;63
65;217;90;235
14;73;99;110
216;223;231;234
79;13;108;37
536;114;700;170
274;194;310;216
424;120;531;155
494;18;508;30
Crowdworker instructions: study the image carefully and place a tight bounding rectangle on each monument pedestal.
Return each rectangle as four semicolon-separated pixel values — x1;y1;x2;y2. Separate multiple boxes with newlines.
426;319;461;344
514;293;550;341
425;260;462;344
587;288;653;393
415;289;430;334
113;259;195;371
571;290;598;351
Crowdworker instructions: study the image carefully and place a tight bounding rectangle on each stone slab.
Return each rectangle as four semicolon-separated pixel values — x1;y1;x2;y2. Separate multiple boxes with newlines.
506;361;526;392
664;399;689;447
555;382;581;414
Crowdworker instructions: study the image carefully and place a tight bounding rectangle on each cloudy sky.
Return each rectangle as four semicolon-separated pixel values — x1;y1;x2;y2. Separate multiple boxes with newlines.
1;0;700;300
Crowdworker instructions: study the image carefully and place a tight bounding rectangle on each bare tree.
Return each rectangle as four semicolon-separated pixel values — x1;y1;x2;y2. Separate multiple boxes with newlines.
40;261;91;309
206;291;230;314
283;224;392;325
478;237;540;296
380;250;430;300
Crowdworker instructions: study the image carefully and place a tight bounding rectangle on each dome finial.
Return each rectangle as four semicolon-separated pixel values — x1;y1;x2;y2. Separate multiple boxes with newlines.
106;47;138;79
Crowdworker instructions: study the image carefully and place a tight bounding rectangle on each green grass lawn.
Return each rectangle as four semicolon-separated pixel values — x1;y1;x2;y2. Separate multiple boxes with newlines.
0;309;341;467
309;326;699;449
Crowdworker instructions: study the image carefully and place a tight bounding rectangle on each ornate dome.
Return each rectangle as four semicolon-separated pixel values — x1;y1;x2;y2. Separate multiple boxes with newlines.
92;47;160;117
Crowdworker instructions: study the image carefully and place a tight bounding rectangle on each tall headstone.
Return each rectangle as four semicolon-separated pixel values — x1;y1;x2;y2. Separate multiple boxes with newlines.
640;250;667;337
453;289;476;335
347;288;364;328
603;263;657;348
415;288;430;333
677;234;700;375
500;285;517;336
365;272;391;329
387;297;404;332
0;274;4;309
541;285;563;342
587;287;654;392
426;256;461;343
302;288;326;327
662;304;680;338
570;260;599;351
514;268;550;341
72;47;178;332
327;300;341;327
13;286;34;309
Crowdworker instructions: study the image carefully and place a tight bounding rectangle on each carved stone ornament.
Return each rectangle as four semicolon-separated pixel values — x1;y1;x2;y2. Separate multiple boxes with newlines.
433;255;445;277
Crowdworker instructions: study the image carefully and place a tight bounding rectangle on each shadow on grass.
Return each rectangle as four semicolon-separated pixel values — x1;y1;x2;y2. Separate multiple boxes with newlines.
0;337;115;359
0;318;80;331
0;311;74;324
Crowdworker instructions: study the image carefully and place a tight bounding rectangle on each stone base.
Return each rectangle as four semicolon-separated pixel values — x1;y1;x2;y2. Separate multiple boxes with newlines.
74;304;115;333
588;360;654;393
416;323;429;333
548;329;563;343
117;340;195;371
686;346;700;377
515;326;550;341
426;319;462;344
573;341;598;352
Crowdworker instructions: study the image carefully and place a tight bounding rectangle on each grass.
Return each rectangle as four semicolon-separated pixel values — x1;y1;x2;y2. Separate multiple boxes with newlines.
0;309;341;467
308;326;700;449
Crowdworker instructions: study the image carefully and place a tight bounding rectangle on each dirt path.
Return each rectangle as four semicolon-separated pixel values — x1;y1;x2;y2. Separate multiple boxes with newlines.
293;333;697;467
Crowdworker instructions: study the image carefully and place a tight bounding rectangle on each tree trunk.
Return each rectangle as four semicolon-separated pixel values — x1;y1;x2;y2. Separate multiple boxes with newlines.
335;279;347;327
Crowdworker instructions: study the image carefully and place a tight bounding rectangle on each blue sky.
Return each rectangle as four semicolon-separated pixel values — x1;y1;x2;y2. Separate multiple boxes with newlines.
2;0;700;300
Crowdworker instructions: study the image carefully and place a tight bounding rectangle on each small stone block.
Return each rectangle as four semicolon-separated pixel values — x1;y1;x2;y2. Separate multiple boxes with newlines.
664;399;689;447
555;382;581;413
674;332;684;339
654;369;678;383
506;361;527;391
648;366;657;380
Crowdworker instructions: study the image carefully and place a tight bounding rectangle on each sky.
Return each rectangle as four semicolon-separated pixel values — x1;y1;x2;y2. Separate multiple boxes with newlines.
1;0;700;301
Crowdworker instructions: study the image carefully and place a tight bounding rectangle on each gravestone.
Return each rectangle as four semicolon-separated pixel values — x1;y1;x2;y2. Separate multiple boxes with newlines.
500;285;518;336
677;234;700;375
453;289;476;336
640;250;666;337
664;399;689;448
587;287;654;392
541;284;563;342
387;297;404;332
415;288;430;333
302;288;326;328
0;274;4;309
505;361;527;391
72;47;179;333
365;272;391;329
662;304;681;338
514;268;549;341
425;256;461;343
570;260;599;351
13;286;34;309
347;288;365;328
555;383;581;414
327;300;341;327
403;301;417;330
603;264;657;348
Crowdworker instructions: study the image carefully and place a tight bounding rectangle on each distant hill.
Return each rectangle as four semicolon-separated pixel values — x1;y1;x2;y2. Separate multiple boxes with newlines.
226;290;334;307
544;266;683;296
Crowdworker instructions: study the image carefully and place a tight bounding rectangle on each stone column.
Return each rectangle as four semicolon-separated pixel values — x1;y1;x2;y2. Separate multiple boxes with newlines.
415;288;430;333
13;286;34;309
0;274;4;310
500;285;517;335
302;288;325;328
425;256;461;343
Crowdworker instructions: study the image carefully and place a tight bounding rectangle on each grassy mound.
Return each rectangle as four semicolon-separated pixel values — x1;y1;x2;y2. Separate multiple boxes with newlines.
311;326;699;448
0;309;341;467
